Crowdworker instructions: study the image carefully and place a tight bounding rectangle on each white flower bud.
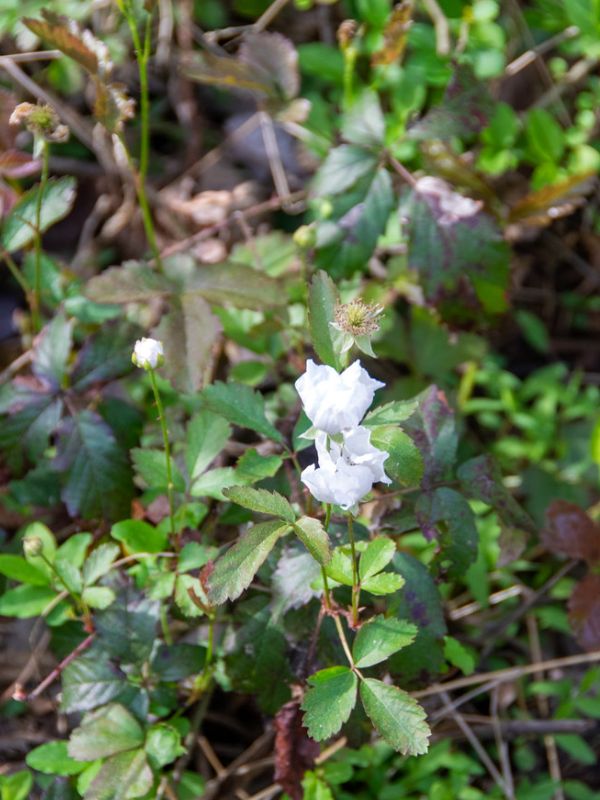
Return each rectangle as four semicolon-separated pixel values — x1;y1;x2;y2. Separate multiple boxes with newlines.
132;337;164;370
295;360;384;435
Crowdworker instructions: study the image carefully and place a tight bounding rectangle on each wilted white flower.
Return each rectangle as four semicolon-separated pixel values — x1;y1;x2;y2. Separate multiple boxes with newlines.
301;429;390;510
415;176;482;226
132;337;164;370
295;360;384;435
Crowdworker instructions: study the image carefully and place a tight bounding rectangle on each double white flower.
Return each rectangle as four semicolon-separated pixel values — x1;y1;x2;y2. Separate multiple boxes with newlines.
295;360;391;510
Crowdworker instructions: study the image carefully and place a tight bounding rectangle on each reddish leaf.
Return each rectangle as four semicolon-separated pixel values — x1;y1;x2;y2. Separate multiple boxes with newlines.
568;574;600;652
542;501;600;565
0;150;41;179
508;172;596;227
23;13;100;75
274;700;319;800
371;1;414;66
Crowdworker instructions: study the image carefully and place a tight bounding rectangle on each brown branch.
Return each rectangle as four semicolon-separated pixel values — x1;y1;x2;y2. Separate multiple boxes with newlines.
26;633;96;701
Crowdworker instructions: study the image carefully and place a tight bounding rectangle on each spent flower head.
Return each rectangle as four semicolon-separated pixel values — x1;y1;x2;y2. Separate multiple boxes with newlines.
132;337;164;370
9;103;69;144
330;300;384;356
23;536;44;558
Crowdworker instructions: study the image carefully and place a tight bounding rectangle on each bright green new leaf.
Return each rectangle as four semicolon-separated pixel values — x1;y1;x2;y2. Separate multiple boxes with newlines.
352;616;417;668
359;538;396;580
1;177;76;252
0;584;57;618
82;544;120;586
0;555;49;586
131;447;185;492
22;521;56;580
68;703;144;761
370;426;424;487
293;516;331;565
443;635;475;676
26;740;87;776
224;486;295;523
185;409;231;480
202;382;283;443
208;520;290;605
302;666;358;741
359;678;430;755
235;448;283;484
363;399;419;427
82;586;116;610
56;532;92;569
0;770;32;800
111;519;168;555
145;724;183;768
308;270;341;369
191;466;239;500
325;548;354;586
361;572;405;596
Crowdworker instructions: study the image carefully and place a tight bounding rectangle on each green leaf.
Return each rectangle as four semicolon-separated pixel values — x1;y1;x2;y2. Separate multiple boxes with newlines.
235;448;283;484
185;409;231;480
359;678;430;755
53;559;83;594
224;486;295;522
308;270;341;369
68;703;144;761
190;466;239;500
353;616;417;668
131;448;185;492
202;382;283;443
33;312;73;388
341;91;385;149
302;772;335;800
151;643;206;681
416;488;478;579
174;574;205;618
84;749;153;800
443;636;475;676
111;519;168;555
0;554;49;586
61;651;128;713
153;293;221;393
363;399;419;427
26;741;86;776
94;588;159;663
0;584;57;617
0;771;33;800
187;260;287;309
361;572;405;596
302;666;358;741
85;260;174;304
526;108;565;164
0;384;62;466
145;724;183;768
71;325;136;391
55;409;133;521
359;538;396;580
83;544;120;586
293;516;331;565
313;144;378;195
56;532;93;569
555;734;597;766
207;520;290;605
23;521;57;580
82;586;116;610
325;548;354;586
1;177;76;252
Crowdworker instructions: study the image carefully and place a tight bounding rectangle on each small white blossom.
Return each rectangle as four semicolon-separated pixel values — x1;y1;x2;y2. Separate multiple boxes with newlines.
132;337;164;370
300;429;390;510
295;359;384;435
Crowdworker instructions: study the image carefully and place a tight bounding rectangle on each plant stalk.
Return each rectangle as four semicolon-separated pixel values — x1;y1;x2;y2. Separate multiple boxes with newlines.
32;139;49;332
347;513;360;626
148;367;176;542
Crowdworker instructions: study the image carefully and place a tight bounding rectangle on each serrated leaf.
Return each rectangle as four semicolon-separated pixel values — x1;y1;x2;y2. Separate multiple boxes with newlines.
131;448;185;492
207;520;290;605
302;666;358;741
202;382;283;442
53;558;83;594
360;678;430;755
111;519;168;555
71;325;137;391
190;466;239;500
68;704;144;761
0;584;57;617
235;448;283;484
94;586;159;664
361;572;405;596
404;385;457;487
56;532;92;569
32;312;73;388
363;399;419;427
313;145;378;196
26;741;86;776
325;548;354;586
415;487;478;579
61;651;128;713
188;261;287;309
0;555;49;586
82;586;116;610
359;538;396;580
1;177;76;252
84;749;153;800
54;410;133;521
151;643;206;681
185;409;231;480
353;616;417;668
293;516;331;565
308;270;341;369
341;91;385;149
153;293;221;393
23;14;99;74
0;380;62;466
85;261;175;304
443;635;475;675
225;486;295;522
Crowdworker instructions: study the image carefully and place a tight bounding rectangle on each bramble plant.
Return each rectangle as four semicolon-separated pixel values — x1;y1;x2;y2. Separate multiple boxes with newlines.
1;1;600;799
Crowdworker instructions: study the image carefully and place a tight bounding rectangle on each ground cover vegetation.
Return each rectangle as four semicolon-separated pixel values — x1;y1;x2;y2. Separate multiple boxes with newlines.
0;0;599;798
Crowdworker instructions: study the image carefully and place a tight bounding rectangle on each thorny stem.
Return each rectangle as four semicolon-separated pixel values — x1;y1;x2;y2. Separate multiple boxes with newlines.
120;3;164;270
148;367;177;543
347;513;360;626
32;139;49;333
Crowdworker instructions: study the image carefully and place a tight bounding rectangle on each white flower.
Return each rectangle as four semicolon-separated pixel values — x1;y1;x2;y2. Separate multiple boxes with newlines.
132;337;164;370
301;430;390;510
295;359;384;435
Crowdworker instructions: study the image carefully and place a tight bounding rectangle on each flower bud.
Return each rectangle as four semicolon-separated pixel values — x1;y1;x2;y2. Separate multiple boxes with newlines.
337;19;359;50
293;224;317;250
132;337;164;370
23;536;44;558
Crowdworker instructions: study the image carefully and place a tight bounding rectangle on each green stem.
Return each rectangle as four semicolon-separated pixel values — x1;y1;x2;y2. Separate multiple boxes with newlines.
321;503;333;610
32;140;49;333
342;45;357;109
333;613;356;672
148;367;176;542
347;513;359;626
1;248;29;296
